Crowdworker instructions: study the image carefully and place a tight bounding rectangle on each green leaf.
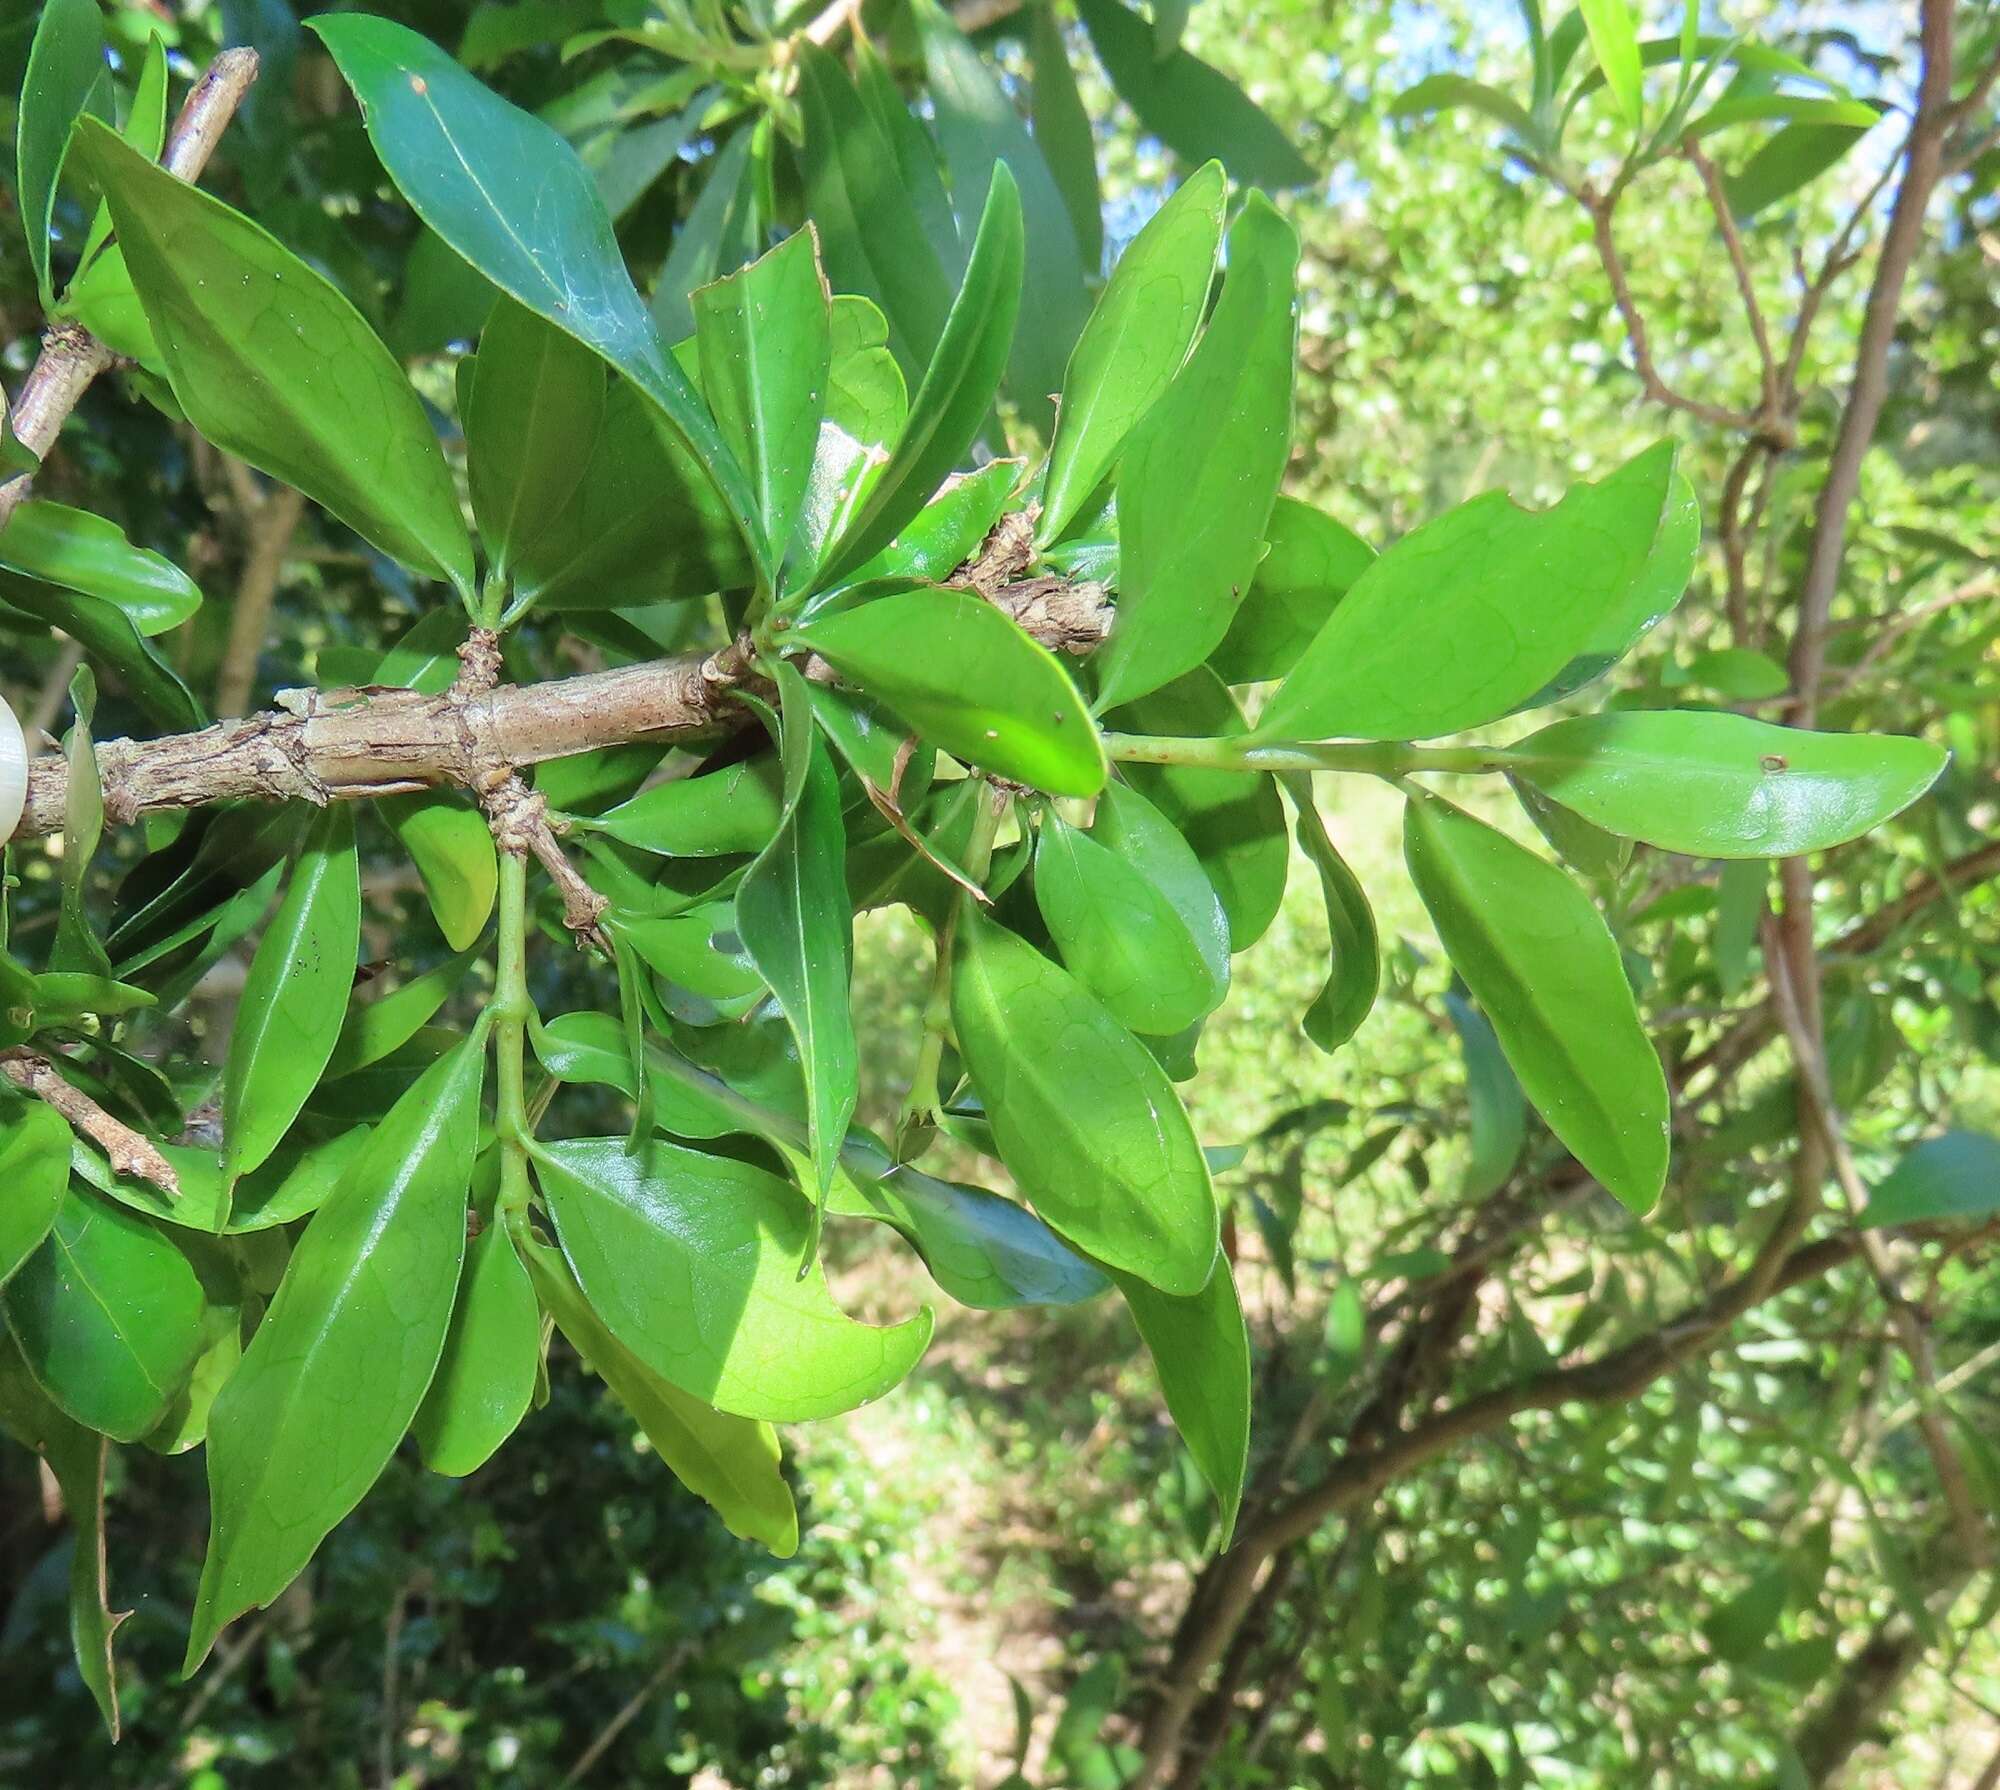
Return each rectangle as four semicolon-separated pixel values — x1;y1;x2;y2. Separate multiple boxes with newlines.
735;665;857;1205
1506;712;1948;858
1579;0;1643;125
466;296;606;588
326;947;481;1079
1713;857;1765;997
307;14;763;574
1109;669;1289;949
536;1134;931;1421
515;1221;798;1555
650;130;757;346
915;0;1088;429
0;575;202;731
793;44;955;382
510;379;753;611
1256;442;1684;742
1033;800;1223;1035
791;587;1105;796
841;457;1018;588
411;1218;541;1477
612;904;762;1002
380;793;497;951
815;166;1024;592
1388;73;1538;141
186;1033;485;1672
1703;1566;1788;1662
1404;793;1668;1213
1685;644;1789;700
224;804;360;1183
1445;990;1526;1200
1112;1252;1249;1541
3;1188;209;1442
583;757;785;858
18;0;106;308
1284;774;1378;1052
851;37;961;278
1096;195;1297;710
1724;122;1869;220
1075;0;1313;188
1028;2;1104;277
0;500;201;635
1210;498;1375;685
694;229;832;572
72;120;474;599
51;686;111;980
951;911;1217;1295
0;1102;71;1287
0;1332;126;1737
1040;161;1224;547
1859;1131;2000;1228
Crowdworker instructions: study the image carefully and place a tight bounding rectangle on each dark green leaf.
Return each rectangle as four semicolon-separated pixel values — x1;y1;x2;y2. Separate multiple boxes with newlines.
327;947;481;1079
791;586;1105;796
651;131;757;345
1388;72;1537;140
224;803;360;1183
1257;442;1684;742
1714;857;1765;997
1445;990;1526;1199
186;1033;484;1671
1096;194;1297;709
1285;774;1378;1051
0;575;202;731
1859;1131;2000;1228
1076;0;1313;187
1404;793;1668;1212
736;665;857;1203
815;166;1024;591
1507;712;1947;858
1724;122;1869;220
1040;161;1224;547
18;0;106;307
0;1102;70;1287
307;14;763;573
466;296;606;589
1028;3;1104;276
73;121;474;598
952;911;1217;1294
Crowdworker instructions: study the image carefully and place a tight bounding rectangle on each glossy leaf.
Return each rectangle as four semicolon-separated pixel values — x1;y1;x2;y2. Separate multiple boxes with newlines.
1097;195;1297;709
736;666;857;1204
794;44;954;381
1285;774;1379;1052
650;130;757;345
1075;0;1313;188
1257;442;1683;742
73;121;474;597
1028;2;1104;276
851;37;961;277
0;500;201;635
538;1135;931;1422
1579;0;1643;124
3;1188;208;1442
1211;498;1375;685
792;586;1105;796
380;793;497;951
1113;1251;1250;1541
224;803;360;1183
186;1034;485;1671
951;911;1217;1295
1093;779;1230;993
583;757;785;858
0;1332;125;1736
412;1219;541;1476
0;1102;70;1287
694;229;832;570
1508;712;1947;858
1859;1132;2000;1228
308;14;763;570
516;1222;798;1554
18;0;105;307
0;575;202;731
327;947;481;1079
1040;161;1224;546
916;0;1089;427
1034;804;1222;1034
815;166;1024;591
1110;669;1289;949
466;296;606;586
843;457;1018;588
1405;793;1668;1212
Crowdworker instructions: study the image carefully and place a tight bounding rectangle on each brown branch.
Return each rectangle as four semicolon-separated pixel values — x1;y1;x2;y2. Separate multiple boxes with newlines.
1683;136;1787;434
0;1047;179;1195
213;480;306;719
0;48;262;536
8;576;1113;844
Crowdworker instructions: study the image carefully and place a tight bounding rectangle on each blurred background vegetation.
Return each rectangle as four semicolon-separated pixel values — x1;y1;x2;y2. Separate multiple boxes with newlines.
1;0;1997;1785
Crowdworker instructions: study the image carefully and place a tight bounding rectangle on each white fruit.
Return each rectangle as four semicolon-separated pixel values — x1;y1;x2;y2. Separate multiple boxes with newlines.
0;694;24;843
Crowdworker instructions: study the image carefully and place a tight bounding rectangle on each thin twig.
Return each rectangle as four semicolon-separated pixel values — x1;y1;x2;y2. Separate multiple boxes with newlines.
1683;136;1785;431
558;1644;691;1788
0;1047;180;1194
213;480;305;718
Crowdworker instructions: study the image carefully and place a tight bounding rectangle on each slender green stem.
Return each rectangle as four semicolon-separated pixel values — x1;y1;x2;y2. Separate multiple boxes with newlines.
1100;732;1511;777
493;849;535;1219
